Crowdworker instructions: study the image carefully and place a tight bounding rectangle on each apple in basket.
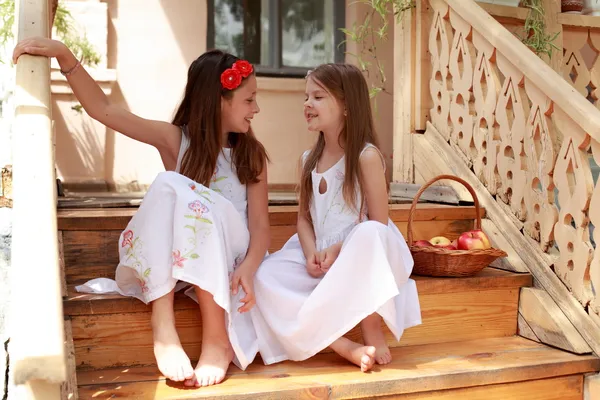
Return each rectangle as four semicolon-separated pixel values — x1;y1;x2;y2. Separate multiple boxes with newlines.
429;236;451;248
413;240;433;247
457;230;492;250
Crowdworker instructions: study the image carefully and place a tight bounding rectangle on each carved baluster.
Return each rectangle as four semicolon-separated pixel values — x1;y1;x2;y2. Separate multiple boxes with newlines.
448;10;475;159
495;53;528;220
522;80;558;251
587;30;600;109
588;139;600;319
553;112;594;307
429;2;452;140
472;31;501;195
563;30;592;98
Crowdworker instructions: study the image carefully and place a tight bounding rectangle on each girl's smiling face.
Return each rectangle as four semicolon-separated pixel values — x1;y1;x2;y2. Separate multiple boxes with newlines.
303;76;345;135
221;75;260;134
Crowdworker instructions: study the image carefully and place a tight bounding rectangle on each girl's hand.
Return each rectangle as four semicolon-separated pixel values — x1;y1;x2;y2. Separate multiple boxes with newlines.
230;264;256;313
306;251;324;278
317;242;342;273
13;37;69;64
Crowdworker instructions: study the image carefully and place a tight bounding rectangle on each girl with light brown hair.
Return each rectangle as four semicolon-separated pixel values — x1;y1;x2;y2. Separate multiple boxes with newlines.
251;63;421;372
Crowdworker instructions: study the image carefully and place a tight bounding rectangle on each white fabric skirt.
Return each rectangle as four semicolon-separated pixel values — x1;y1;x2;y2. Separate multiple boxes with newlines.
75;171;258;369
250;220;422;364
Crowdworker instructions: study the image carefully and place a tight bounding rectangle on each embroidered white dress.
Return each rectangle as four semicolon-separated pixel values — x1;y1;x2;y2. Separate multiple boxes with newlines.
250;145;422;364
75;131;259;369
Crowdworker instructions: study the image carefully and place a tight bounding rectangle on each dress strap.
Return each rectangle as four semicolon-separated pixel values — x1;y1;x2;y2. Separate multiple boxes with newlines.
175;127;191;173
360;143;386;172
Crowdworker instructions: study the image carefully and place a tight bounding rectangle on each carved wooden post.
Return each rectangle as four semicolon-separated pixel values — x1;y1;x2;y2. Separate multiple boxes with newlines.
393;3;416;183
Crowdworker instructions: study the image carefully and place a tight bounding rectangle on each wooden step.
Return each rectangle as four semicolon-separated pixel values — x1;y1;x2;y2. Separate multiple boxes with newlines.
57;203;484;231
65;268;531;370
59;204;485;285
76;336;599;399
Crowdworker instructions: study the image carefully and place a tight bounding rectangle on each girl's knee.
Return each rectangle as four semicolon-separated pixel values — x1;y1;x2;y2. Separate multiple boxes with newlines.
150;171;183;191
356;220;388;234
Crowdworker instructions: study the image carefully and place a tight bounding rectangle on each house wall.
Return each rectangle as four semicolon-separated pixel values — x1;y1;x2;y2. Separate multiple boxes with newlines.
53;0;395;190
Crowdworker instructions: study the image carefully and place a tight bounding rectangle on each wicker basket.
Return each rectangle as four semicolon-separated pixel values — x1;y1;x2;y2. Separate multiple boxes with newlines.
407;175;507;277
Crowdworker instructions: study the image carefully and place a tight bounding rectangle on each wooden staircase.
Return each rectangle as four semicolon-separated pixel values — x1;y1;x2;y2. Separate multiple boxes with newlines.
57;203;600;399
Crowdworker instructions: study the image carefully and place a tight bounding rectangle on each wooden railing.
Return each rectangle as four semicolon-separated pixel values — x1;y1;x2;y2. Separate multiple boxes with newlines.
563;25;600;110
10;0;65;398
420;0;600;351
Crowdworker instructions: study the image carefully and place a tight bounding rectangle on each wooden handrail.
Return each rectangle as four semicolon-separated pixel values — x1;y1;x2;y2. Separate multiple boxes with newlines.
10;0;65;396
446;0;600;140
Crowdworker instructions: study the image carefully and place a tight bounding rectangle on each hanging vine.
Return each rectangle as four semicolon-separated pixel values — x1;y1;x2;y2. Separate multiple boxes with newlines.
520;0;560;60
0;0;100;66
341;0;416;98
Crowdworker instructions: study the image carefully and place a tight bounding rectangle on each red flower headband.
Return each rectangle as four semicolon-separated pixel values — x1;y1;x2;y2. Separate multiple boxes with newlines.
221;60;254;90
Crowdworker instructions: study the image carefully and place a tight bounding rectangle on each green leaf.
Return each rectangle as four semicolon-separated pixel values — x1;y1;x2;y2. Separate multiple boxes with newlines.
199;193;215;203
199;218;213;224
190;253;199;259
143;268;151;277
185;225;197;232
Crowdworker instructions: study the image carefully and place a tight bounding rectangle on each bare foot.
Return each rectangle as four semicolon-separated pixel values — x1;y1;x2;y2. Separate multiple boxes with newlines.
361;314;392;365
331;337;376;372
184;338;234;387
152;316;195;382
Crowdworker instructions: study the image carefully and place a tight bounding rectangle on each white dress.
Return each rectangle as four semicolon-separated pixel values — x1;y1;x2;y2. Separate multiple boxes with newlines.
75;131;259;370
250;145;422;364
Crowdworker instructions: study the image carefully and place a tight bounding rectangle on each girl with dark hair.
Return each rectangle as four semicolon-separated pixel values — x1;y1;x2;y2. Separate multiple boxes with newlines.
14;40;270;387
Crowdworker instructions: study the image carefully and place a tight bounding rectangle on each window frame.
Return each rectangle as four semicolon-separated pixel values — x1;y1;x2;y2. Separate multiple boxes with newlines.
207;0;346;78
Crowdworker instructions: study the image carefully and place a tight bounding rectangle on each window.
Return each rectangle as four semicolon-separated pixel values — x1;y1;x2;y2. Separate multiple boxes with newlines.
207;0;346;77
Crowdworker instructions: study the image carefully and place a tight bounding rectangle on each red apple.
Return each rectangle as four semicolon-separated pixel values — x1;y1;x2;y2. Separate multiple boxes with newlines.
413;240;433;247
457;231;487;250
444;244;458;250
470;229;491;249
451;239;458;248
430;236;451;247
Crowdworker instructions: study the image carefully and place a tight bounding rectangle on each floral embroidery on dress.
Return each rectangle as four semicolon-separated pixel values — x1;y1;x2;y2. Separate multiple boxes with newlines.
122;230;134;248
210;166;228;193
189;183;215;204
137;277;149;293
172;250;187;268
171;192;215;269
120;229;151;293
188;200;209;220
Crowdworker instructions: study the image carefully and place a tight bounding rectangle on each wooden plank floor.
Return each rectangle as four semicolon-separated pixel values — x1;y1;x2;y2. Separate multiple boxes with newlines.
76;336;599;399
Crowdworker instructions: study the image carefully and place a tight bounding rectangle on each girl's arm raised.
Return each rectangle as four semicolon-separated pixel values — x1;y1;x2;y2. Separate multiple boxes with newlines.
13;38;181;165
360;147;389;225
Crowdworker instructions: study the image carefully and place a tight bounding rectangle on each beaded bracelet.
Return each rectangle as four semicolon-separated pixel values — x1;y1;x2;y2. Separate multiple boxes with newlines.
60;58;82;77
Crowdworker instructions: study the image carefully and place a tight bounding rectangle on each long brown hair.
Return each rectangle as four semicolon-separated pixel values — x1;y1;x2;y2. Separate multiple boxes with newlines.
299;63;383;217
173;49;268;185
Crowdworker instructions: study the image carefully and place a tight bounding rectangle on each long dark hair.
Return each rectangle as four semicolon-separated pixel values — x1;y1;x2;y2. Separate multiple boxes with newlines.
300;63;383;216
173;49;268;185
